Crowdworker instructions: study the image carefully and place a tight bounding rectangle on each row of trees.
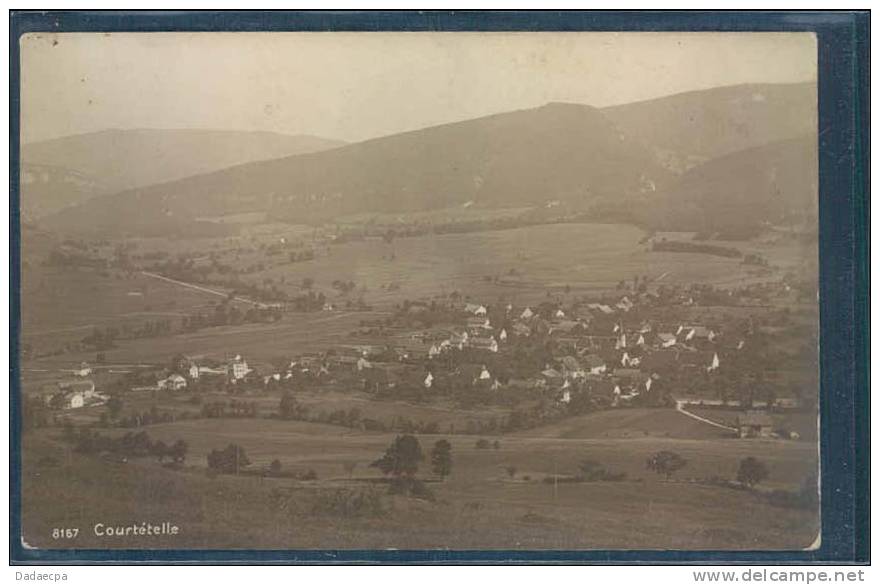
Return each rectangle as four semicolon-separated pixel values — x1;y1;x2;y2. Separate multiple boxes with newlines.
646;450;770;487
60;426;189;464
370;434;452;481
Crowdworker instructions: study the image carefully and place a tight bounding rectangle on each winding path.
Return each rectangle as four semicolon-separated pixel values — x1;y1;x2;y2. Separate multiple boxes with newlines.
140;271;262;307
674;400;738;433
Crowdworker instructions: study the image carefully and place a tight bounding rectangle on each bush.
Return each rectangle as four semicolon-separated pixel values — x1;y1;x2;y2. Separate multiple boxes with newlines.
206;443;251;474
646;451;687;480
388;477;435;501
475;438;491;449
578;459;627;482
737;457;769;487
311;488;386;517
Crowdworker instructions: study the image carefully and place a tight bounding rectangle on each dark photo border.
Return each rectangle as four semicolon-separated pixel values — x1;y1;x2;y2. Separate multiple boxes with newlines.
8;10;870;565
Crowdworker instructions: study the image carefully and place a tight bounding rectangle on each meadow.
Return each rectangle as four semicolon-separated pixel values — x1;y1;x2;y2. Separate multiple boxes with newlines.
21;409;819;550
21;221;813;370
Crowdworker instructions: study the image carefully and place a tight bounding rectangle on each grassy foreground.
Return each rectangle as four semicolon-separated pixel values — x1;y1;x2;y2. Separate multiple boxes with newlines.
21;413;819;551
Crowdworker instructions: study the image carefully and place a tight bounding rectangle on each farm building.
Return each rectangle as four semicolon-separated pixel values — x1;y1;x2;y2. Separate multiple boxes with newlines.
467;317;492;330
470;335;499;353
158;374;188;391
737;411;774;438
464;303;487;316
50;380;99;409
56;391;85;410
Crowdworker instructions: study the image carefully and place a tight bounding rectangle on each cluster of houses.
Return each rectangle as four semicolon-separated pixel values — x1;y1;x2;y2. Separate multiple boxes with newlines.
130;355;253;393
46;378;108;410
395;299;732;404
45;284;796;443
150;296;760;415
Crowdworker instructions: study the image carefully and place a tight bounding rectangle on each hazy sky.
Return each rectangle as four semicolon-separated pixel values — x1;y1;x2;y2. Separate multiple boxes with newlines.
20;32;816;144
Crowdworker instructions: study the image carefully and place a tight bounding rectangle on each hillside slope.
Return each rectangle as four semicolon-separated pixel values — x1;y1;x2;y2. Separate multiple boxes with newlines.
21;129;345;218
642;135;818;235
603;82;816;173
43;103;669;235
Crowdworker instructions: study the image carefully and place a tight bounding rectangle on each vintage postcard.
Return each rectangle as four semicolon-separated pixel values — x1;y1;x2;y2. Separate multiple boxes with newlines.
16;30;821;553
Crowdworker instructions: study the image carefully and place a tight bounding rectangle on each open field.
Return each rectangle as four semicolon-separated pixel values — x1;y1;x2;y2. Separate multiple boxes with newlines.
122;414;817;491
20;221;813;369
686;407;819;442
214;223;810;307
21;266;230;349
21;411;819;550
58;387;514;433
517;408;738;440
22;309;391;373
118;222;812;310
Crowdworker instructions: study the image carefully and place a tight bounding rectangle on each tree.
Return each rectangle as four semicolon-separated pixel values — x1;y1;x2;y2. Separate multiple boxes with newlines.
269;459;282;476
169;439;188;464
301;277;314;290
505;465;517;478
279;391;297;419
152;440;168;463
370;434;422;478
646;451;687;480
430;440;452;480
107;396;124;419
207;443;251;474
737;457;769;487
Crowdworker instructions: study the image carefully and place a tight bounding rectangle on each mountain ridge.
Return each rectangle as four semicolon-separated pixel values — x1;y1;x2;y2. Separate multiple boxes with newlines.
35;81;818;237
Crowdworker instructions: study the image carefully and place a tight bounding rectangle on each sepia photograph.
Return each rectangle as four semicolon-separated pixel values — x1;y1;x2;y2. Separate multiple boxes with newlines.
15;27;827;554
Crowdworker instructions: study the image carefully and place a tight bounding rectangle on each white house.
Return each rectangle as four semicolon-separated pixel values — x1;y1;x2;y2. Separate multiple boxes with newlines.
464;303;487;316
158;374;187;391
64;392;85;409
424;371;434;388
707;353;721;372
520;307;534;320
229;355;251;380
188;363;200;380
74;362;92;377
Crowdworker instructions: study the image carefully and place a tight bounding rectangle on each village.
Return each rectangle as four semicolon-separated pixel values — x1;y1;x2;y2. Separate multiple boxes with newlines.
37;272;814;441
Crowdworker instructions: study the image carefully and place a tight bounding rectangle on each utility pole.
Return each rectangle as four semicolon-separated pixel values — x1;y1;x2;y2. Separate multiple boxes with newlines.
553;457;558;502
